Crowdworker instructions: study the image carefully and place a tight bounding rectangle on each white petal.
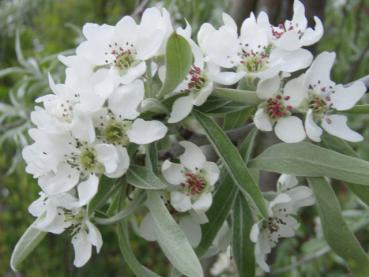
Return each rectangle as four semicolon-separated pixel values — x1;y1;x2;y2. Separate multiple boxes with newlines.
28;193;46;217
292;0;308;29
179;215;202;247
201;161;220;186
71;109;95;143
108;80;144;120
276;48;313;73
77;175;99;206
330;82;366;111
86;220;103;252
193;82;213;106
72;229;92;267
269;193;291;212
161;160;186;185
222;12;238;32
128;118;167;144
250;220;263;242
192;192;213;213
277;174;298;192
168;95;194;124
95;144;119;174
283;74;307;107
286;186;315;210
256;75;280;100
322;114;363;142
118;62;147;85
305;52;335;89
275;116;306;143
273;30;302;51
305;109;323;142
254;109;273;132
301;16;324;46
139;213;157;241
105;146;130;178
170;191;192;212
39;163;80;195
179;141;206;171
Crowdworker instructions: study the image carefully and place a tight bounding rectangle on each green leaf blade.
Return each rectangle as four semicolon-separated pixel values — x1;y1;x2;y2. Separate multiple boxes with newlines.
213;88;261;106
126;165;167;190
147;191;203;277
158;32;192;98
308;177;369;276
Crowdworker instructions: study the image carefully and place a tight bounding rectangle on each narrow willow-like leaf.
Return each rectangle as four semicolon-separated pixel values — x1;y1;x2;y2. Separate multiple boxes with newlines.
232;195;255;277
308;177;369;276
145;143;159;173
193;110;268;218
11;222;46;271
197;97;246;114
223;107;255;130
95;192;145;225
88;177;122;216
147;191;203;277
250;142;369;186
213;88;261;105
344;104;369;114
321;135;369;206
126;165;167;190
0;67;25;78
117;222;161;277
158;32;192;97
196;175;238;257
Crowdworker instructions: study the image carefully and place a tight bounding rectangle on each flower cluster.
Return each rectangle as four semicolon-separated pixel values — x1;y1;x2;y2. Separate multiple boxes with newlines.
17;0;366;273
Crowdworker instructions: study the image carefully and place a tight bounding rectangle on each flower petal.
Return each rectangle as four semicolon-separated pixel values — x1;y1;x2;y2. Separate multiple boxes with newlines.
305;109;323;142
161;160;186;185
105;146;130;178
168;95;194;123
330;81;366;111
322;114;363;142
192;192;213;213
128;118;168;144
277;174;298;192
201;161;220;186
72;229;92;267
275;116;306;143
95;143;119;174
179;215;202;247
256;75;280;100
179;141;206;171
170;191;192;212
283;74;307;107
77;174;99;206
254;108;273;132
86;220;103;252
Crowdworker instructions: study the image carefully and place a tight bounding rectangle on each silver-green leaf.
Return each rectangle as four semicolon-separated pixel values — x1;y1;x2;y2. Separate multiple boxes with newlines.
126;165;167;190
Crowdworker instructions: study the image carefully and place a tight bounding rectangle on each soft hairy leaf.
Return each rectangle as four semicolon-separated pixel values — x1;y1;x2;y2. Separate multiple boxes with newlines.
158;32;192;97
11;222;47;271
321;134;369;206
213;88;261;106
232;195;255;277
344;104;369;114
223;107;255;130
193;110;268;217
308;177;369;276
117;222;161;277
250;142;369;186
126;165;167;190
147;191;203;277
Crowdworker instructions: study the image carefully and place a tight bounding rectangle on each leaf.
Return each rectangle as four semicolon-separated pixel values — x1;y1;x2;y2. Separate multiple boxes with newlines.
117;222;161;277
223;107;255;130
145;143;159;174
158;32;192;98
213;88;261;106
232;194;255;277
344;104;369;114
321;134;369;207
88;176;122;216
95;192;145;225
11;222;47;271
193;110;268;218
126;165;167;190
196;175;238;257
308;177;369;276
147;191;203;277
250;142;369;186
197;97;247;114
0;67;25;78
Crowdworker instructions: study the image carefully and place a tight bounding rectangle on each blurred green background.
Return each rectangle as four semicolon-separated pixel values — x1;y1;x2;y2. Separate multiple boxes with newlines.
1;0;369;276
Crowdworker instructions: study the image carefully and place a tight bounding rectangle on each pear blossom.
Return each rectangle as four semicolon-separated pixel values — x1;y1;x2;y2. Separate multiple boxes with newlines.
161;141;220;213
268;0;323;51
61;7;173;98
139;209;208;247
293;52;366;142
210;246;233;276
94;79;168;145
250;174;315;272
253;75;306;143
167;23;244;123
198;12;312;80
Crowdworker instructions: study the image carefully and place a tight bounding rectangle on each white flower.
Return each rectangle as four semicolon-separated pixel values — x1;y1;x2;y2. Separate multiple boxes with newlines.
268;0;323;51
95;79;168;145
167;23;244;123
198;12;312;80
161;141;220;213
253;75;306;143
139;209;208;247
210;246;232;276
250;174;315;272
291;52;366;142
61;7;172;97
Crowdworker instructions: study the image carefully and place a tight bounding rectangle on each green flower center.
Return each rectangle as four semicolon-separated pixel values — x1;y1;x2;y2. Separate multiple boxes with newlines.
308;94;329;114
240;45;272;73
102;119;132;146
115;50;135;70
79;147;102;173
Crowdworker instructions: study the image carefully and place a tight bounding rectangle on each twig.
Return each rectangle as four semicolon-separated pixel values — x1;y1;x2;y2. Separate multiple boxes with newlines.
132;0;150;17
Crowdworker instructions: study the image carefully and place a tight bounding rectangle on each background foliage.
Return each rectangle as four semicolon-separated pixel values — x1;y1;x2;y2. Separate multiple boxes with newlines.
1;0;369;276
